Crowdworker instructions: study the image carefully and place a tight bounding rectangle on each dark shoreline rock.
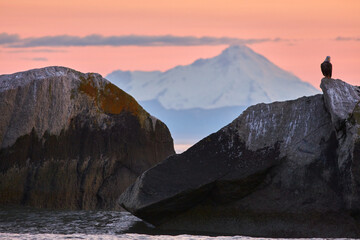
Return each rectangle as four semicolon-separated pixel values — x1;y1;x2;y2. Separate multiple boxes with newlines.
321;78;360;213
0;66;175;210
119;78;360;237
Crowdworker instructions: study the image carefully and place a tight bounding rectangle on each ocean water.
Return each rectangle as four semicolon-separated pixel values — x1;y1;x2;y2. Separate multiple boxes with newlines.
0;207;348;240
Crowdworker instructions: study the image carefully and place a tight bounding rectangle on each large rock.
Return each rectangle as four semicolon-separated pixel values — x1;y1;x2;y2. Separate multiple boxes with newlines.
119;78;360;237
0;66;175;210
320;78;360;212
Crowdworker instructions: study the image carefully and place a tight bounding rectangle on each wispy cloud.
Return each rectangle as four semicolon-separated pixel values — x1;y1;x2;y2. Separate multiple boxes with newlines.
31;57;48;61
335;36;360;41
20;57;49;61
7;49;67;53
0;33;289;48
0;33;20;44
32;49;67;53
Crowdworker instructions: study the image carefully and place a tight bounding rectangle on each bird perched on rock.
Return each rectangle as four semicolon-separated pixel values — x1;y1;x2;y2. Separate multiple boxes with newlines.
321;56;332;78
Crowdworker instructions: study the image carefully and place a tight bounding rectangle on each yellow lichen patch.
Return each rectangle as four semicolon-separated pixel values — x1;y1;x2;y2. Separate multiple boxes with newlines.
78;75;98;99
353;102;360;136
354;103;360;121
78;74;149;128
100;82;140;115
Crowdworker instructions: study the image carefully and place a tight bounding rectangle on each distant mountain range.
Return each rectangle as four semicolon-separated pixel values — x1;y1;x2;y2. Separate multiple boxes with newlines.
107;45;319;151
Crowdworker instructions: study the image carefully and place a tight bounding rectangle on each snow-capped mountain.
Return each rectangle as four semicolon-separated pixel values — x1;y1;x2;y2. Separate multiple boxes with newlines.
106;45;319;152
107;45;319;110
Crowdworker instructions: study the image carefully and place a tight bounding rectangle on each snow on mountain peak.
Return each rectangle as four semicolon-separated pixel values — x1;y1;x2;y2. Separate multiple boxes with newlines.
107;45;319;110
220;45;253;57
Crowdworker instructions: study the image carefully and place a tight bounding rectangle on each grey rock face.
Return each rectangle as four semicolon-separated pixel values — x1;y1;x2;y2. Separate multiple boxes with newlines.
320;78;360;130
119;78;360;237
321;78;360;211
0;66;175;210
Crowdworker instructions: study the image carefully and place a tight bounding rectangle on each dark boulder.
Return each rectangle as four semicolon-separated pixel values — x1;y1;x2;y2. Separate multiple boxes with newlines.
0;66;175;210
119;78;360;237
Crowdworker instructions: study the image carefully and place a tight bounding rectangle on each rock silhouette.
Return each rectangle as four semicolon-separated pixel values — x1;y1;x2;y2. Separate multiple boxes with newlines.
0;66;175;210
119;78;360;237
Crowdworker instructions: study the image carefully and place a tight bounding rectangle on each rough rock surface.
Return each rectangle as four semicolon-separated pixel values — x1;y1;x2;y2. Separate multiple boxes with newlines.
119;78;360;237
0;66;175;210
320;78;360;212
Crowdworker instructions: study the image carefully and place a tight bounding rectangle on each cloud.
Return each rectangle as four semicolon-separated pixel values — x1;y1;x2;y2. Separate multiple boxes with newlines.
0;33;20;44
7;49;67;53
32;49;67;53
31;57;48;61
0;33;287;48
335;36;360;41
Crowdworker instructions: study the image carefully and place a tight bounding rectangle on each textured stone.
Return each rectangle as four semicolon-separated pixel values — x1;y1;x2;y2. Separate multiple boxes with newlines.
119;79;360;237
0;66;175;210
321;78;360;211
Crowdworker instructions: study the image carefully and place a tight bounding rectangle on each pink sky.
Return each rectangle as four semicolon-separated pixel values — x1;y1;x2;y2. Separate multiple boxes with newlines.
0;0;359;87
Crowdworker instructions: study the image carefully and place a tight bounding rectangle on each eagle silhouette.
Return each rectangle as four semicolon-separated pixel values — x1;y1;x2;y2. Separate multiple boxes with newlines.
321;56;332;78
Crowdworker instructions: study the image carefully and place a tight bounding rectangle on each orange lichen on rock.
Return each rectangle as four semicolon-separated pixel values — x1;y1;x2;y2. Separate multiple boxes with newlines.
100;82;140;115
78;74;149;127
78;75;98;99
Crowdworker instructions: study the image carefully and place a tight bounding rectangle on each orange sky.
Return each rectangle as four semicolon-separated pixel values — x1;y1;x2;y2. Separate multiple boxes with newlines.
0;0;359;87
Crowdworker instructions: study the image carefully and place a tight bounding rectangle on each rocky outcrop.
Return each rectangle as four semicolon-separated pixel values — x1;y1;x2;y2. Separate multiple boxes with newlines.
321;78;360;212
119;78;360;237
0;66;175;210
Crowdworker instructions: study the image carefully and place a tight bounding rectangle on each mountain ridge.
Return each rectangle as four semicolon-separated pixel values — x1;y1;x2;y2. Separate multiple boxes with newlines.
107;45;319;149
107;45;319;110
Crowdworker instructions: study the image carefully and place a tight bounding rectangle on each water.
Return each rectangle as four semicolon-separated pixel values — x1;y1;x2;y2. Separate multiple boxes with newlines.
0;207;137;235
0;207;347;240
0;207;249;240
